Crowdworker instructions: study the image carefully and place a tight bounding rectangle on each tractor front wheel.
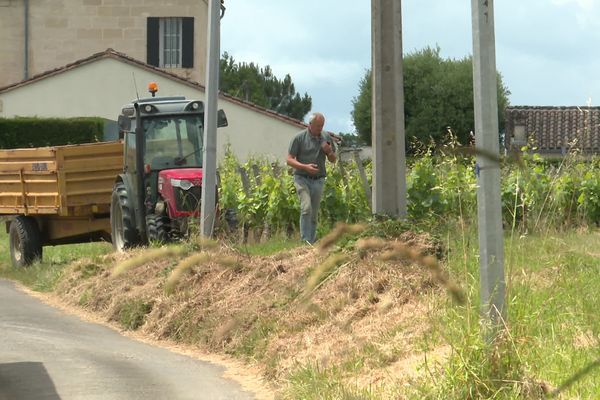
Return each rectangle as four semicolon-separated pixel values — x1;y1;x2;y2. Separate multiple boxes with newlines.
111;182;140;252
146;213;171;244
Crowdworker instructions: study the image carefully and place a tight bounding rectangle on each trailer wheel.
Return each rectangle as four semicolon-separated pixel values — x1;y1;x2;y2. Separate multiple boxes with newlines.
147;214;170;244
111;182;139;251
9;216;42;267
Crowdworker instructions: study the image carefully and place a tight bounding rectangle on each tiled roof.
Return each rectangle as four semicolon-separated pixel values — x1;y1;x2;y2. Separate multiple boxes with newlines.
0;48;307;130
505;106;600;153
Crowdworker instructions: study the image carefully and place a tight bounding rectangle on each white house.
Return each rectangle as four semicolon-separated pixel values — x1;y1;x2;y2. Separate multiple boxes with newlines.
0;49;306;163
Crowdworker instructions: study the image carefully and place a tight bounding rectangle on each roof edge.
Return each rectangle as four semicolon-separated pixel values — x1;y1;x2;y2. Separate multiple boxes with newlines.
0;48;307;129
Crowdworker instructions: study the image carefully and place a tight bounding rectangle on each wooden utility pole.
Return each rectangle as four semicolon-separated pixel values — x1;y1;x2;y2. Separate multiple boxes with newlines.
471;0;506;334
371;0;407;217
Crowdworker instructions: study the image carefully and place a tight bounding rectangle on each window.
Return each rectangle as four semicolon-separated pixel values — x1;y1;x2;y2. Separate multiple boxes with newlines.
147;17;194;69
513;124;527;146
143;116;204;168
160;18;181;68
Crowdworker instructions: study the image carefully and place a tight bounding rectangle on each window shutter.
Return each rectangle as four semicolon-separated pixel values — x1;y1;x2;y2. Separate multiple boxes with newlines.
147;17;159;67
182;17;194;68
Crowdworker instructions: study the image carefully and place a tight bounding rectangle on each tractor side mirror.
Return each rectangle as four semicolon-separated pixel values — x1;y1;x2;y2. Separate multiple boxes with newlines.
118;115;131;132
217;109;228;128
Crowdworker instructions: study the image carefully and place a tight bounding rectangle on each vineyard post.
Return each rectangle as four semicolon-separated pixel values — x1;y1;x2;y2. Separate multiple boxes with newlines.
251;164;262;186
337;158;350;189
250;164;267;240
471;0;506;337
237;167;251;195
353;151;372;210
271;163;281;177
237;166;251;243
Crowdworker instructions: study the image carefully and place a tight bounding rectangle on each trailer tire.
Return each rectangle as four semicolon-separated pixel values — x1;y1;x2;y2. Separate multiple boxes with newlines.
9;216;42;267
111;182;139;251
147;214;170;244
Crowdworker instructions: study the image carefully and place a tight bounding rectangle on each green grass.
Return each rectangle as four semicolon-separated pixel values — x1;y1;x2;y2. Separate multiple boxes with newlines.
233;235;303;256
234;317;278;359
0;228;112;291
406;228;600;399
117;299;153;330
285;363;382;400
277;226;600;399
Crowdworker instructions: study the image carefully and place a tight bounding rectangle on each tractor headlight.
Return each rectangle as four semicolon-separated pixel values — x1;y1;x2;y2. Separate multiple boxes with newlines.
185;101;204;112
170;178;194;190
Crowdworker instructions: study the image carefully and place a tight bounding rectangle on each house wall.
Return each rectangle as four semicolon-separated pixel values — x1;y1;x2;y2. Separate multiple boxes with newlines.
0;0;207;88
0;58;303;163
0;0;25;87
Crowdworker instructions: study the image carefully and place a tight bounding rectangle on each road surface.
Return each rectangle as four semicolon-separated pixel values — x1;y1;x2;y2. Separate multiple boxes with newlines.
0;279;255;400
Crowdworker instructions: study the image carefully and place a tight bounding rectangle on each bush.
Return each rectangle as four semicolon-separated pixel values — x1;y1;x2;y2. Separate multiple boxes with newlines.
0;117;104;149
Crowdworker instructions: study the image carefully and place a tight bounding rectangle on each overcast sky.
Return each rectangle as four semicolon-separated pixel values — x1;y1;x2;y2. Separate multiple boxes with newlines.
221;0;600;133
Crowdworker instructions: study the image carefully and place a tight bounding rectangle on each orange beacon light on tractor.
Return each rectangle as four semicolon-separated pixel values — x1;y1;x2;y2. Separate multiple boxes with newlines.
148;82;158;97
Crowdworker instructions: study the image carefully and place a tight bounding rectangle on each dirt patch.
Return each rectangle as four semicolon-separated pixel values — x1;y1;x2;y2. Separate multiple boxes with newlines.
573;329;599;349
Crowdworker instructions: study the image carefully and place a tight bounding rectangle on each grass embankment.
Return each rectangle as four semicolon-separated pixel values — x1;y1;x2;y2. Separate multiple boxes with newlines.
0;228;111;292
1;222;599;399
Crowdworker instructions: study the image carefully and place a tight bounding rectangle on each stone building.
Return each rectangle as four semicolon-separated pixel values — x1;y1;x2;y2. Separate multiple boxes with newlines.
0;0;311;163
0;0;208;88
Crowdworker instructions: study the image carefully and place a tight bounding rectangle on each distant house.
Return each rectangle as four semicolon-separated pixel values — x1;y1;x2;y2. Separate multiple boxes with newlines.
505;106;600;155
0;49;305;163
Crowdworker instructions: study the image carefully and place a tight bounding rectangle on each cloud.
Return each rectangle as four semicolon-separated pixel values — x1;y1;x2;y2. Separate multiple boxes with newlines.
552;0;594;9
551;0;598;28
220;0;600;132
221;1;370;132
270;60;363;87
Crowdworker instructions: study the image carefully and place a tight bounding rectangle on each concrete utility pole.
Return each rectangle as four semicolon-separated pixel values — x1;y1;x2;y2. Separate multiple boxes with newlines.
200;0;221;237
371;0;407;217
471;0;506;333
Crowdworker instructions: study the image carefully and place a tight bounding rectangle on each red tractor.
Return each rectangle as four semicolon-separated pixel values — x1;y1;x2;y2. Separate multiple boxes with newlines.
111;86;227;250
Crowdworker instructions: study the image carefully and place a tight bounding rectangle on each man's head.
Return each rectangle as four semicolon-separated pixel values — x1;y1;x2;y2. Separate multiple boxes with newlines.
308;112;325;136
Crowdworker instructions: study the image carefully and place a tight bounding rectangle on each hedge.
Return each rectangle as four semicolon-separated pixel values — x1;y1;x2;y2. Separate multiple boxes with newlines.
0;117;104;149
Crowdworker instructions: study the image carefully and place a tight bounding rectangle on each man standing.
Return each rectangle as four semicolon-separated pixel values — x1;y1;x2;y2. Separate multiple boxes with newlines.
287;112;337;244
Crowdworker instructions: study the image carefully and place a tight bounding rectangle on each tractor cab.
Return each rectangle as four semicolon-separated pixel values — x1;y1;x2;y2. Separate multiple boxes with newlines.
111;83;227;250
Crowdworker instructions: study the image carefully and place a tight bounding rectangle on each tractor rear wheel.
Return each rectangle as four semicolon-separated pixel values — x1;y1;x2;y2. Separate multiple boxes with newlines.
111;182;140;251
9;216;42;267
147;214;171;244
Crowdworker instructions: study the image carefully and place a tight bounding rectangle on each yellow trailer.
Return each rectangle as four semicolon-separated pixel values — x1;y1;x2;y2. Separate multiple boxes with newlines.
0;141;123;266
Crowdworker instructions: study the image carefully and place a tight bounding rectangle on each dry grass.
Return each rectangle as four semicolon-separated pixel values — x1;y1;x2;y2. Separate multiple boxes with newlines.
165;253;211;295
111;246;185;277
55;227;455;394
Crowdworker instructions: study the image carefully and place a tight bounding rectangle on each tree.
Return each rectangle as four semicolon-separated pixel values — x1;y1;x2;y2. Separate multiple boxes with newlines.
337;132;366;147
220;53;312;121
351;46;510;150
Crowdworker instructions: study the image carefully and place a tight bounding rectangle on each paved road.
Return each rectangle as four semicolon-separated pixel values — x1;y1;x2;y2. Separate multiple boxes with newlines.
0;279;255;400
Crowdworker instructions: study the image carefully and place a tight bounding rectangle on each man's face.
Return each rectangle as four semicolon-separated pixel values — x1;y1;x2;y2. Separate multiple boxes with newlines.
309;117;325;136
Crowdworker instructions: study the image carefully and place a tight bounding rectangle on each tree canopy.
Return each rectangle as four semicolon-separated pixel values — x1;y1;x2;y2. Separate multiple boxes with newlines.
351;46;510;150
220;53;312;121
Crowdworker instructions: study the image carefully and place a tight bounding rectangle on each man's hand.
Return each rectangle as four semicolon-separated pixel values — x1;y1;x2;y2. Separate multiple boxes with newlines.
320;139;337;163
321;140;333;155
304;163;319;175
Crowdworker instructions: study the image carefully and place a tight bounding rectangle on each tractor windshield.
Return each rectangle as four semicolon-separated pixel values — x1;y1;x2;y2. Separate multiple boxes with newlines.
142;115;204;169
